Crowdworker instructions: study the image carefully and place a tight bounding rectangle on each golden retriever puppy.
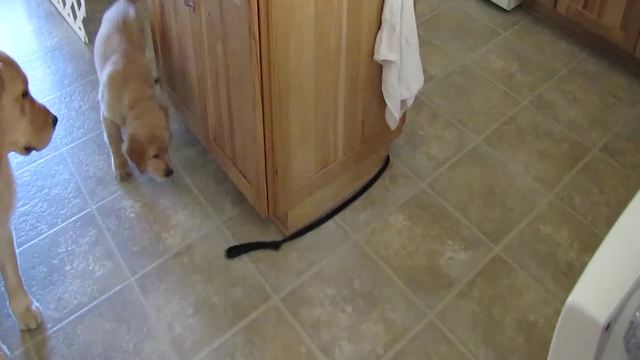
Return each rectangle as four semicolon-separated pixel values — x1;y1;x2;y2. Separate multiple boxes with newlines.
0;50;57;346
94;0;172;181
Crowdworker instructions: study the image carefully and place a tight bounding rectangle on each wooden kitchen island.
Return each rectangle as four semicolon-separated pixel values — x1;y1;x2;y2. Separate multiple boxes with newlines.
147;0;403;234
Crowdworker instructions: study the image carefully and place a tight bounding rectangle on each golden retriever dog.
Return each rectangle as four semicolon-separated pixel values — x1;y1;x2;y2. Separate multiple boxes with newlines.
0;50;57;354
94;0;172;181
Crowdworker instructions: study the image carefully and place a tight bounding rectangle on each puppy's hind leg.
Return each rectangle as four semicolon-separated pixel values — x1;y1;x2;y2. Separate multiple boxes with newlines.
103;116;132;182
0;221;42;330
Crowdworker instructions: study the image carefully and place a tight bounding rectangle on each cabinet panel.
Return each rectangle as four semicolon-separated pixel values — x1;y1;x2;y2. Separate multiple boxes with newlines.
556;0;640;51
261;0;397;215
199;0;268;215
147;0;209;145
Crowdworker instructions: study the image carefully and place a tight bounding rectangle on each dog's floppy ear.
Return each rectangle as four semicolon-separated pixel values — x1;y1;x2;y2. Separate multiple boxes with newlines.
125;133;147;173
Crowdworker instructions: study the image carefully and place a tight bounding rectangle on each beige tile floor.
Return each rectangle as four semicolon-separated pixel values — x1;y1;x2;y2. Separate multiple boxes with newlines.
1;0;639;359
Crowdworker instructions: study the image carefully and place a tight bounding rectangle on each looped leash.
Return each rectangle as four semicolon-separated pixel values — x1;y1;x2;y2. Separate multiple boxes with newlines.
225;155;391;259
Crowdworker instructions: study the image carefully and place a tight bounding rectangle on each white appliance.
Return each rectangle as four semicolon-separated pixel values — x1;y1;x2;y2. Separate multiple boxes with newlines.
489;0;524;10
548;191;640;360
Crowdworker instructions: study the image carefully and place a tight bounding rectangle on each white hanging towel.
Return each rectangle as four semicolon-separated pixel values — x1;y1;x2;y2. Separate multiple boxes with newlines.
374;0;424;130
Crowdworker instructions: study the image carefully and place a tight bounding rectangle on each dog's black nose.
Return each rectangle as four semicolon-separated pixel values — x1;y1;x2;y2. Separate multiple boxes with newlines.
52;115;58;129
164;168;174;177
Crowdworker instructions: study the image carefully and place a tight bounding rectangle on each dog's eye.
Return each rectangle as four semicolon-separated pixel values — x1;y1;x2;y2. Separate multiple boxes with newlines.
21;89;29;99
152;153;160;159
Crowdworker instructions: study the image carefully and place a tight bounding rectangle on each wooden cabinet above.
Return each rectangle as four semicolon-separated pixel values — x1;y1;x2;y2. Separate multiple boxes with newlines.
147;0;401;234
556;0;640;51
528;0;640;60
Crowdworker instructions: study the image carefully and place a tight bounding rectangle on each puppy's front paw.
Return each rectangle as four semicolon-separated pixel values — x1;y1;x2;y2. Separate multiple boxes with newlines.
115;168;133;182
11;297;42;330
113;161;132;182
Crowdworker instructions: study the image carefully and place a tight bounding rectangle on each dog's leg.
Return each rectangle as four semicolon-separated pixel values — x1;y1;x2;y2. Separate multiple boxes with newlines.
0;221;41;330
103;117;132;181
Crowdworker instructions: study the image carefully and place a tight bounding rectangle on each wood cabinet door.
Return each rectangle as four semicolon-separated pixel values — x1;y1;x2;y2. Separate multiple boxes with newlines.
556;0;640;51
147;0;209;146
259;0;400;218
198;0;268;215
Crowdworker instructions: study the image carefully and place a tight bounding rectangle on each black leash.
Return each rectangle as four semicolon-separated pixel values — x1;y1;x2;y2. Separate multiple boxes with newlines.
225;155;391;259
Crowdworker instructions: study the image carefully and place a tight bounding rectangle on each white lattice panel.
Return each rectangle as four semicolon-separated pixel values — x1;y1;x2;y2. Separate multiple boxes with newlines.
47;0;158;78
48;0;89;43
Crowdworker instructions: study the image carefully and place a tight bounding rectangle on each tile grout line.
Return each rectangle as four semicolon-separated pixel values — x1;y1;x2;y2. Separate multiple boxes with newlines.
419;2;523;87
436;46;629;241
12;149;62;176
418;8;589;154
13;74;100;176
216;224;329;360
162;154;287;358
60;150;181;360
383;163;507;358
279;235;356;300
57;154;258;360
320;161;423;249
432;317;478;360
554;197;608;238
354;240;430;315
16;179;124;253
415;1;456;25
191;299;277;360
387;158;566;357
41;75;98;103
10;30;77;65
380;317;432;360
596;146;640;182
423;107;630;309
468;60;525;102
59;152;131;277
458;10;536;103
355;242;444;359
236;161;424;302
466;22;587;110
274;223;358;299
418;5;533;91
340;207;480;360
170;159;225;227
423;173;550;308
175;151;329;360
16;208;90;253
56;128;103;152
31;72;97;113
544;118;636;237
599;150;640;184
24;279;133;354
419;50;586;187
14;128;102;177
231;224;329;360
454;1;522;35
272;301;328;360
419;0;515;59
335;216;448;359
129;235;198;282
